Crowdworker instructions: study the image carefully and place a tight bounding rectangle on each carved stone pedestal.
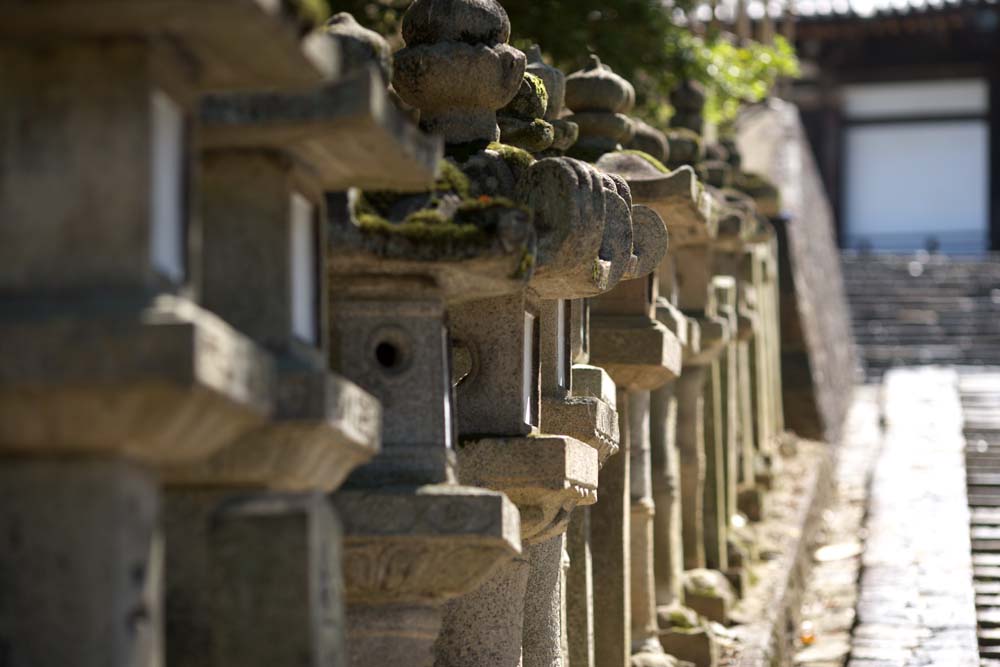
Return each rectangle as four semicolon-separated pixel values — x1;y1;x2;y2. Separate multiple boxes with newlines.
336;486;522;667
164;491;345;666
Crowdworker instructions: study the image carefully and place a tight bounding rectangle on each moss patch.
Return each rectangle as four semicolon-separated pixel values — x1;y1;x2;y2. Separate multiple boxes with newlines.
667;609;697;629
287;0;330;29
357;213;488;245
524;72;549;115
487;142;536;170
513;248;535;280
435;159;471;199
502;72;549;120
498;118;554;153
619;149;670;174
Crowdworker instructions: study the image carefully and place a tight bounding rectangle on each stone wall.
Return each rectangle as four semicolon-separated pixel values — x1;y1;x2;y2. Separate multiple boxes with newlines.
737;101;857;444
0;3;853;667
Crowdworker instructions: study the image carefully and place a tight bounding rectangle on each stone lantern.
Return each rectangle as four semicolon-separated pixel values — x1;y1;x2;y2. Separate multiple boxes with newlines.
325;4;538;657
584;167;680;664
0;4;333;665
326;175;532;664
565;55;637;162
155;18;445;663
439;152;643;666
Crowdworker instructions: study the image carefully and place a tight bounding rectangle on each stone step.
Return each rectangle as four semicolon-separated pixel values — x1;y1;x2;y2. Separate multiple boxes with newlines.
982;628;1000;645
973;513;1000;526
972;527;1000;539
975;582;1000;595
975;554;1000;566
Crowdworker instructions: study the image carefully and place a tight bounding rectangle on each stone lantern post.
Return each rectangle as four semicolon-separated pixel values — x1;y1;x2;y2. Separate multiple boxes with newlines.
439;154;640;667
0;5;333;665
588;196;680;665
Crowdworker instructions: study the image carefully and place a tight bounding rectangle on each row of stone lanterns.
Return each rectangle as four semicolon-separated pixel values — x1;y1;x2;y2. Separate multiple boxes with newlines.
0;2;788;667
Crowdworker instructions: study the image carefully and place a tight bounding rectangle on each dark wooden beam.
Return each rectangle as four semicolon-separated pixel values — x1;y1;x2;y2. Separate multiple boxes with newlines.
990;72;1000;251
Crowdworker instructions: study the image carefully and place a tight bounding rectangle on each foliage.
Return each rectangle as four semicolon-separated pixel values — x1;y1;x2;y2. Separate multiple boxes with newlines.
663;32;800;126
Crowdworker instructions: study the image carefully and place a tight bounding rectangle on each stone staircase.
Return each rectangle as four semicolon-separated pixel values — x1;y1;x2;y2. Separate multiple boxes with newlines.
841;253;1000;380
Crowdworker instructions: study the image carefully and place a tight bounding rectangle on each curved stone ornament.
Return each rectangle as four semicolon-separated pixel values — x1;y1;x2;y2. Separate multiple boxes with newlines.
393;0;526;146
514;157;610;298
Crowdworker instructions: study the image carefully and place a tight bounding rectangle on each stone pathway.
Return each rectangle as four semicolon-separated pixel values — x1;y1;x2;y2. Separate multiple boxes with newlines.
851;368;977;667
796;368;980;667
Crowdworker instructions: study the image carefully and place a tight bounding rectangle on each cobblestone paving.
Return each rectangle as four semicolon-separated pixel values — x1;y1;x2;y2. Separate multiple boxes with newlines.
851;368;978;667
795;385;882;667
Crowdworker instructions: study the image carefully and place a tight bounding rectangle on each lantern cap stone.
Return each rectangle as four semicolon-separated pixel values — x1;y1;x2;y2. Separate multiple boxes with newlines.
401;0;511;47
324;12;393;82
200;66;442;192
565;55;635;114
0;0;339;91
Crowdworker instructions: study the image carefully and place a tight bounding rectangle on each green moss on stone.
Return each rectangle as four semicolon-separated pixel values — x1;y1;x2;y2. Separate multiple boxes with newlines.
512;248;535;279
689;582;719;597
357;212;488;245
502;72;549;120
403;209;450;226
499;118;554;153
524;72;549;115
288;0;330;28
668;609;697;629
435;159;471;199
455;195;525;218
619;149;670;174
487;142;536;170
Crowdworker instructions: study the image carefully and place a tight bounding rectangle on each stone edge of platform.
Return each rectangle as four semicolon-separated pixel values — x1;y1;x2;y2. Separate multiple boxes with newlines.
735;439;837;667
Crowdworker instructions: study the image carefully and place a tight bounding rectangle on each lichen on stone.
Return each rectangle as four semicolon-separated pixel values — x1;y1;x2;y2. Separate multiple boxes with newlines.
435;159;472;199
356;212;489;246
487;142;536;170
502;72;549;120
523;72;549;116
618;149;670;174
667;609;697;629
286;0;331;29
512;247;535;279
498;116;555;153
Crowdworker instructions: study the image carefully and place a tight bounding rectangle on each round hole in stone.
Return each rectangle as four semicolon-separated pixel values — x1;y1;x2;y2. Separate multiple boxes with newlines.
368;327;413;376
375;341;400;369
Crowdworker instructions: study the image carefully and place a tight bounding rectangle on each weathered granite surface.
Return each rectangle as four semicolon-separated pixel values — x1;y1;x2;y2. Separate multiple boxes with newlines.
736;100;855;444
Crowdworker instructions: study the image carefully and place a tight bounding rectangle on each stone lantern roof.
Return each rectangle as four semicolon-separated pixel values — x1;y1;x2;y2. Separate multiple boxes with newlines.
0;0;339;91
